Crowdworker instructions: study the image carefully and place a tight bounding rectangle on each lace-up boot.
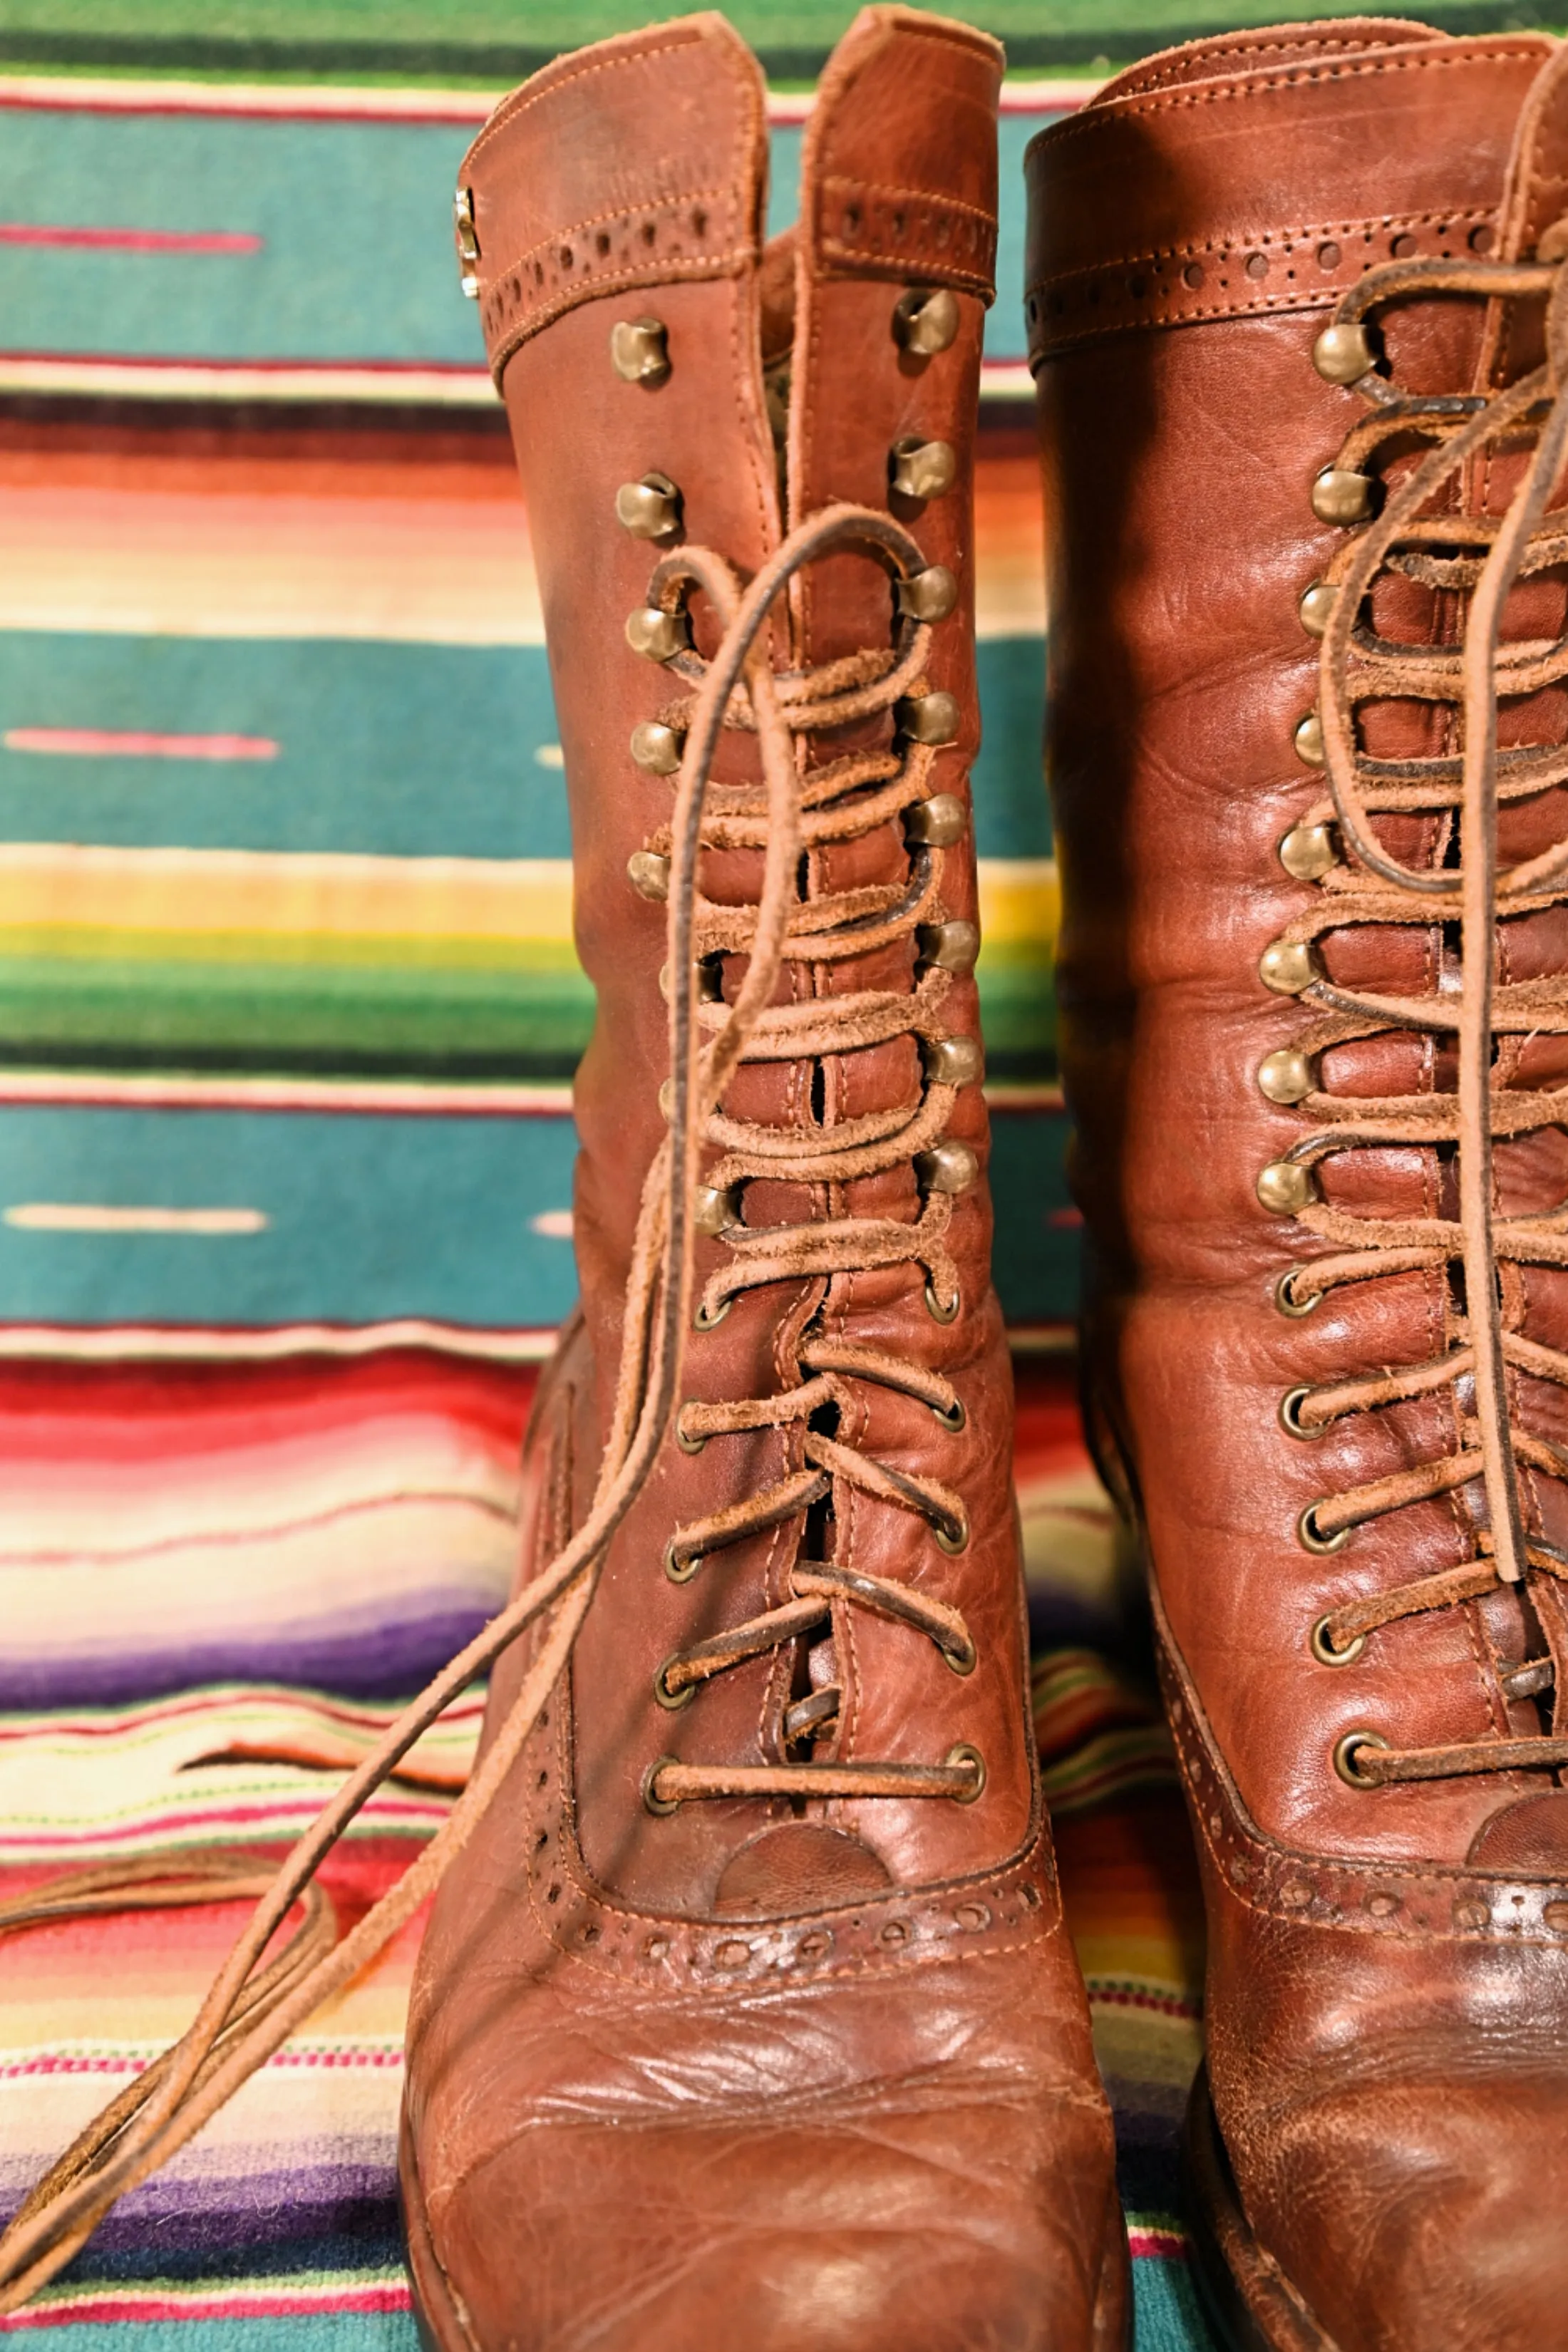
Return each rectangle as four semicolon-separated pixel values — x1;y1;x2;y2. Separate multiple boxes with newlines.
396;14;1127;2348
1029;23;1568;2351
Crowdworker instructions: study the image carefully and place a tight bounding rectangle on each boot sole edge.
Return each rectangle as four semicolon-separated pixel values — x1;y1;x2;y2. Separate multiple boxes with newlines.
1182;2063;1339;2352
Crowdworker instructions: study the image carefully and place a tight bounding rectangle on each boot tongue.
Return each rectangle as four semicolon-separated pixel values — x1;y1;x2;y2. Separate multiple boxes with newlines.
1466;1791;1568;1877
713;1825;893;1916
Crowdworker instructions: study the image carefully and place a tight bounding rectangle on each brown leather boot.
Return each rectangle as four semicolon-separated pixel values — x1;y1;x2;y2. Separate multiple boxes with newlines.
399;14;1126;2349
1029;22;1568;2352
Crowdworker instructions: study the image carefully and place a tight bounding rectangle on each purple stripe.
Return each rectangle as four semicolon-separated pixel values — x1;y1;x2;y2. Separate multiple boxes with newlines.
0;1606;494;1707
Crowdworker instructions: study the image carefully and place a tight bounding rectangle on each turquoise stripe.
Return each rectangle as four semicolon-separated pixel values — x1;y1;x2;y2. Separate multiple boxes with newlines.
0;636;1051;862
0;1103;1074;1328
0;113;1043;371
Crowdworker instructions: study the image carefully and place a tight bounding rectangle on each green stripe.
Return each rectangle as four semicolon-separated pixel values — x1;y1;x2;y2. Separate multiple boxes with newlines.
0;951;1053;1079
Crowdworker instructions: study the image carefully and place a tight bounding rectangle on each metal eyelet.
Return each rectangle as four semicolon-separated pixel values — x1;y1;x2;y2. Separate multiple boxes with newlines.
1279;1386;1327;1440
925;1279;961;1325
932;1396;966;1433
1333;1728;1388;1788
945;1742;986;1803
664;1541;701;1584
941;1631;978;1677
934;1509;970;1556
1274;1268;1324;1318
693;1295;731;1331
1298;1500;1351;1554
642;1755;682;1815
674;1413;706;1456
1311;1615;1368;1667
652;1655;697;1711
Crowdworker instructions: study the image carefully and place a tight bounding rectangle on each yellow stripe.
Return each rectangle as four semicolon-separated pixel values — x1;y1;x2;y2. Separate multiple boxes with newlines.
0;847;1058;964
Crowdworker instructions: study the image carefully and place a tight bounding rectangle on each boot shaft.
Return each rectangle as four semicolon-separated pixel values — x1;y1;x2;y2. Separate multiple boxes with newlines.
459;11;1039;1914
1028;24;1568;1872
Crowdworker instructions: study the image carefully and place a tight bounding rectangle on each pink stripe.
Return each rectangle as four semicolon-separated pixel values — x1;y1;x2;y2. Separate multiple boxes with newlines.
1128;2229;1190;2261
4;727;277;760
0;1793;448;1853
0;2281;411;2330
0;224;260;254
1;2046;403;2082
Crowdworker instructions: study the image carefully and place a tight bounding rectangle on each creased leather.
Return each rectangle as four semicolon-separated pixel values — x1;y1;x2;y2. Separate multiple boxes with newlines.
405;16;1127;2348
1033;21;1568;2350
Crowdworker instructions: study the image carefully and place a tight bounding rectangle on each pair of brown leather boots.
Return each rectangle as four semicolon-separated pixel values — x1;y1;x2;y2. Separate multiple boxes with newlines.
6;11;1568;2350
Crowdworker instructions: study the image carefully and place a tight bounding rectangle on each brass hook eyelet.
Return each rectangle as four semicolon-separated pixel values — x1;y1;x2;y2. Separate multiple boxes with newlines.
674;1413;706;1455
925;1278;960;1325
1274;1267;1324;1319
642;1755;682;1815
664;1541;701;1584
1333;1728;1388;1788
944;1742;986;1803
1279;1386;1327;1440
1311;1614;1368;1668
1298;1501;1351;1554
942;1632;978;1677
931;1396;966;1433
652;1655;697;1711
934;1510;970;1556
693;1295;731;1331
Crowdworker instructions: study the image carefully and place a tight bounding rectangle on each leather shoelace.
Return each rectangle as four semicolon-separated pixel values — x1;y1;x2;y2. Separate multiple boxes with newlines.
1269;240;1568;1788
0;497;982;2309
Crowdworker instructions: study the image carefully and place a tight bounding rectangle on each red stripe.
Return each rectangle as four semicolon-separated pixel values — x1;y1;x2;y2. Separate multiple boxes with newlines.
0;224;260;254
4;728;278;760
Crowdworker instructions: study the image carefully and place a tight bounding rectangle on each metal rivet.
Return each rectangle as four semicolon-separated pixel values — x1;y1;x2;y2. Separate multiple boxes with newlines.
916;1138;979;1195
1257;1046;1314;1104
1299;580;1336;637
894;286;960;355
630;720;684;775
1311;320;1377;384
922;1033;982;1088
917;919;979;976
1311;467;1374;525
897;564;959;621
1279;822;1336;881
625;605;689;662
1333;1729;1386;1787
652;1654;697;1711
946;1744;986;1804
664;1537;700;1583
1294;710;1326;766
1299;1500;1351;1554
1279;1386;1327;1440
626;850;671;901
890;436;957;501
693;1182;741;1238
610;316;671;384
1259;939;1319;996
1274;1267;1323;1318
925;1277;961;1324
642;1756;681;1814
898;690;960;746
1311;1614;1367;1666
905;792;966;847
1258;1160;1318;1215
615;472;682;540
454;187;480;296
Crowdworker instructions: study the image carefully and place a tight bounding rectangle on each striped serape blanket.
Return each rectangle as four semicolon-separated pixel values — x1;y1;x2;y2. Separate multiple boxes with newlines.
0;1351;1217;2351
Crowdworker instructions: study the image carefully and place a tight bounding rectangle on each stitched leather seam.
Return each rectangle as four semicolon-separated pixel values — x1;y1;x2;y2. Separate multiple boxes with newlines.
463;33;733;168
483;178;741;289
822;175;996;230
1116;31;1438;95
1027;206;1494;294
483;248;752;380
1038;44;1550;153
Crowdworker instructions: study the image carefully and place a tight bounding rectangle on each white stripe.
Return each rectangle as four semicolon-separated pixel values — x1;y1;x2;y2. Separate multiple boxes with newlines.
5;1204;267;1235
